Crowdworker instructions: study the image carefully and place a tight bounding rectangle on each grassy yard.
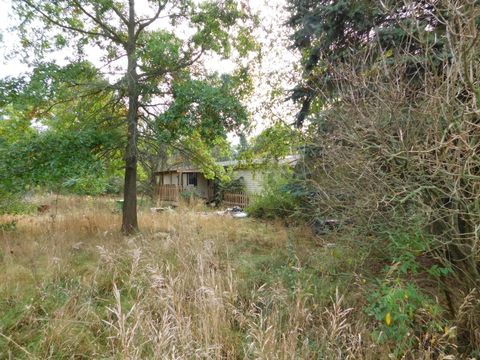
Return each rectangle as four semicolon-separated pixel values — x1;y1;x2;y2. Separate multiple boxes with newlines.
0;196;393;359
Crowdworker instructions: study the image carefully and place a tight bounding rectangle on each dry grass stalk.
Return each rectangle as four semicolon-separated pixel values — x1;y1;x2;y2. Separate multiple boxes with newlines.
0;195;461;358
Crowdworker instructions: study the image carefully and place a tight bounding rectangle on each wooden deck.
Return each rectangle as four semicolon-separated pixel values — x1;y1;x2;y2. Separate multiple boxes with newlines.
155;185;253;209
155;185;181;204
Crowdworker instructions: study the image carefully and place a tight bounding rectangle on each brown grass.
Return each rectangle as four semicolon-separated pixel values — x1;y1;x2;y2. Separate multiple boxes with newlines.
0;195;456;359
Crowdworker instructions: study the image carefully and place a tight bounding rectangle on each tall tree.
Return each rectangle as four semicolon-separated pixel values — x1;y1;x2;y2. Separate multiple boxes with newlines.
13;0;255;233
0;62;124;195
286;0;447;127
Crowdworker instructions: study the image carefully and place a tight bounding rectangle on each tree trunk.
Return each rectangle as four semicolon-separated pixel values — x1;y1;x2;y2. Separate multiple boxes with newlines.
122;0;139;234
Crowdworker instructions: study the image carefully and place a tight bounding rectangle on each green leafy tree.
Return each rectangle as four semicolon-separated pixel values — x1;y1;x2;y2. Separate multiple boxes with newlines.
0;129;115;194
0;61;126;195
12;0;256;233
238;122;301;163
1;61;124;134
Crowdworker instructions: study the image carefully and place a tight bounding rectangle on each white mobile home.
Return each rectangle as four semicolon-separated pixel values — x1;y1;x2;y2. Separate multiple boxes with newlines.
153;155;300;203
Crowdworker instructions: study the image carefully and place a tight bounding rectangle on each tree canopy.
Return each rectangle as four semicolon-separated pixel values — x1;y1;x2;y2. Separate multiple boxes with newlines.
286;0;449;127
9;0;258;233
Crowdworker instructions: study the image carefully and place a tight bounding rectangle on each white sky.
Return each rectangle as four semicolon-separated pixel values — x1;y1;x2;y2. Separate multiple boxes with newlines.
0;0;299;140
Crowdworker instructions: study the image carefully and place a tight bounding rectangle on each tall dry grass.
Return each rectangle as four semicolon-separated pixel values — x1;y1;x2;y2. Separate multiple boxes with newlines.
0;195;456;359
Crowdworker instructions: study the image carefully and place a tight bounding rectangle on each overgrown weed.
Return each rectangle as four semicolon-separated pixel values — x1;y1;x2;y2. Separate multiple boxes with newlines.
0;195;459;358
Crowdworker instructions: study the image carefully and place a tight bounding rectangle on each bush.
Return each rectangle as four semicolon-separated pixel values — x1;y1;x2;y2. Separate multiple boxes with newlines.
180;187;203;201
0;129;114;195
0;191;35;215
366;279;445;356
247;169;300;219
364;227;452;356
105;176;123;195
62;174;109;196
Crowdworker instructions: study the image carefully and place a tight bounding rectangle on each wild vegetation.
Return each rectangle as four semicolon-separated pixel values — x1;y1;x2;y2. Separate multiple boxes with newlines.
0;195;459;359
0;196;356;358
1;0;479;358
283;0;479;356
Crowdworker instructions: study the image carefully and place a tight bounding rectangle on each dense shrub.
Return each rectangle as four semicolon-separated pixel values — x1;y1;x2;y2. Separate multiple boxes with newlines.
62;174;109;196
247;169;301;219
181;187;203;201
104;176;123;195
284;0;480;354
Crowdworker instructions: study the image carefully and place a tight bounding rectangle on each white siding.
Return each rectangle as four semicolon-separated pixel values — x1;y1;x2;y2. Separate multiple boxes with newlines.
233;170;264;194
162;173;179;185
181;173;212;199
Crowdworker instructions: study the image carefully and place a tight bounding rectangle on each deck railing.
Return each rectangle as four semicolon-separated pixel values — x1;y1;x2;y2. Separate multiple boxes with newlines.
155;185;181;203
222;192;251;208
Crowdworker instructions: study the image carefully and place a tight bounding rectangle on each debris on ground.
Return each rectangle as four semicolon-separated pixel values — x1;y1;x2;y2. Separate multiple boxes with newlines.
311;218;341;235
150;206;176;213
221;207;248;218
232;212;248;218
198;206;248;218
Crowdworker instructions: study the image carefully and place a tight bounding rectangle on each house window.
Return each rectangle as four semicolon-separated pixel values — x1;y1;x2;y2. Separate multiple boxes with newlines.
187;173;197;186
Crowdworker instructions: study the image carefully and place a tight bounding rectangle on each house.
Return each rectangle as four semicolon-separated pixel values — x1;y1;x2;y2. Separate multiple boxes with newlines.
153;155;300;205
154;164;215;201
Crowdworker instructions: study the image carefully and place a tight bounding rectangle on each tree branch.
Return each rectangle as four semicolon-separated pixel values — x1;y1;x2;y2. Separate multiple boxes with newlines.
135;0;168;38
70;0;126;45
111;3;129;26
21;0;114;42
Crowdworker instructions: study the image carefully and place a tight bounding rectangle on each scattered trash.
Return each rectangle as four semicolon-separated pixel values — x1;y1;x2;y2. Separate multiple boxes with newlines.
197;206;248;218
232;212;248;219
214;211;228;216
222;207;248;218
150;206;175;213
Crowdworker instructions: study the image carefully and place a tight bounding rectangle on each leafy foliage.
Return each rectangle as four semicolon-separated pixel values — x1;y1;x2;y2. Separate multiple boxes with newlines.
0;129;114;195
247;168;300;219
366;229;448;355
239;122;301;162
367;279;445;356
157;76;248;145
286;0;448;126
